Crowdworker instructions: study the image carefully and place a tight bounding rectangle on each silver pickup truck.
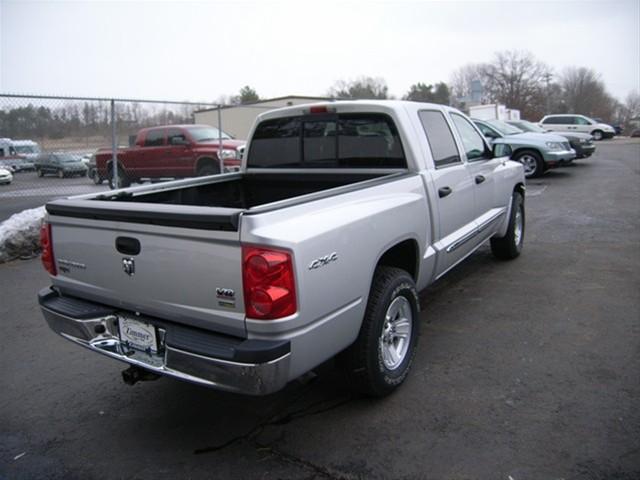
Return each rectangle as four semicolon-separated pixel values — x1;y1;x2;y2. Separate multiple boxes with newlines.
38;101;525;397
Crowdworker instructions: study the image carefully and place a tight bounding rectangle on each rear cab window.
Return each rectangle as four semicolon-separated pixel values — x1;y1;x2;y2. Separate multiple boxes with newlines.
248;113;406;169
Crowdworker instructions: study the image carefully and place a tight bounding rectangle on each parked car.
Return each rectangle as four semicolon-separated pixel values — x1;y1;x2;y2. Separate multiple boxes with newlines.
35;153;88;178
473;118;576;178
38;100;525;397
539;114;615;141
591;118;623;135
0;167;13;185
94;125;246;189
506;120;595;159
631;129;640;138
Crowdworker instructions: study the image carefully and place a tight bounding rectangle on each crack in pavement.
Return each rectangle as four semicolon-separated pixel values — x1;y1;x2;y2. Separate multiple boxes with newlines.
193;382;353;456
254;444;360;480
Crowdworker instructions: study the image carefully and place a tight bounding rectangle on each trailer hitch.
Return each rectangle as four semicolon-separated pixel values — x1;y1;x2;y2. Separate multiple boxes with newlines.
121;366;161;386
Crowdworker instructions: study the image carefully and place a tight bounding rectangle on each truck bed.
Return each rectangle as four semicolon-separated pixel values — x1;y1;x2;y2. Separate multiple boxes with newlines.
106;172;390;209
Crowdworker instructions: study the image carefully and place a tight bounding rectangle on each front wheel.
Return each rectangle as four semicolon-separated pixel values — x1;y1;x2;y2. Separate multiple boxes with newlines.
91;170;103;185
197;164;221;177
591;130;603;141
513;150;543;178
491;191;525;260
340;266;420;397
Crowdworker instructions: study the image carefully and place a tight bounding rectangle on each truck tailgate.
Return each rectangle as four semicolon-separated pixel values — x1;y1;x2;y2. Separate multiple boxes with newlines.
46;200;246;337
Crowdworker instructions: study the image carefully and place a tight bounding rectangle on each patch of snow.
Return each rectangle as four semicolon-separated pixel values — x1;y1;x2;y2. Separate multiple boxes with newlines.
0;206;46;263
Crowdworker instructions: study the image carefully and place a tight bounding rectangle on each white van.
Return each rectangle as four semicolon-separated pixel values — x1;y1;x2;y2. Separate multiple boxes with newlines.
539;114;615;141
11;139;42;160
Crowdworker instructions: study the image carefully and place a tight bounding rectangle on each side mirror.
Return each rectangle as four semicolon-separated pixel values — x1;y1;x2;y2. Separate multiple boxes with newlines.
492;143;512;158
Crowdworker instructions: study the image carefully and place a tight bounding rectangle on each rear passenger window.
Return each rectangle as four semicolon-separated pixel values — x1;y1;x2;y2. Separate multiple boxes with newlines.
144;129;165;147
418;110;460;168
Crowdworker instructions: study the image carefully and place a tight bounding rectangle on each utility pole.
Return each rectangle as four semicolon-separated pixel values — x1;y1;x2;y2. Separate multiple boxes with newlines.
543;73;553;115
110;99;119;188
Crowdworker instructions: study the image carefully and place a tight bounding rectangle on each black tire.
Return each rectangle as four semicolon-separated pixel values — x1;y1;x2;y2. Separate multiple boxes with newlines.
37;169;44;178
108;166;131;189
591;130;603;141
491;191;525;260
91;170;103;185
197;163;221;176
340;266;420;397
513;150;543;178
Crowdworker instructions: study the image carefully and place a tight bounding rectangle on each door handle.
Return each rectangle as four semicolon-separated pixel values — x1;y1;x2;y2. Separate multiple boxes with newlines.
475;175;486;184
438;186;452;198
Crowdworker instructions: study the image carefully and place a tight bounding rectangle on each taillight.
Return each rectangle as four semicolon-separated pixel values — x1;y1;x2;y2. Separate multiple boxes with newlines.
40;222;57;276
242;246;296;319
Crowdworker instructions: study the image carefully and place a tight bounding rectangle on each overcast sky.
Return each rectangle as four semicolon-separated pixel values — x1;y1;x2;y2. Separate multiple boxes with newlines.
1;0;638;103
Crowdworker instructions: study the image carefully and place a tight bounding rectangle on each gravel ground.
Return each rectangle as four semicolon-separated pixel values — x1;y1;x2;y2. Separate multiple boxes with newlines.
1;140;638;480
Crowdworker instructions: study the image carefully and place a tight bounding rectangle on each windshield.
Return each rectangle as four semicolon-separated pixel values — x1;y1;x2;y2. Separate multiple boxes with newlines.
14;145;39;154
512;120;545;133
188;127;231;142
485;120;524;135
55;154;82;163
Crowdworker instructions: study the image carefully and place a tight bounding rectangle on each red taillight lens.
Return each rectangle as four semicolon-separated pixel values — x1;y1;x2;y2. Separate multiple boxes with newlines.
40;222;57;276
242;246;296;319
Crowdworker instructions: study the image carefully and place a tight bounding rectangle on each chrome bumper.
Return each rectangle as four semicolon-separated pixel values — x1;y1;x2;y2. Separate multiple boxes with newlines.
39;290;290;395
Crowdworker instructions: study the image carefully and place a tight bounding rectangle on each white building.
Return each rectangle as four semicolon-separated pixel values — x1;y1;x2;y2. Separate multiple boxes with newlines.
194;95;333;140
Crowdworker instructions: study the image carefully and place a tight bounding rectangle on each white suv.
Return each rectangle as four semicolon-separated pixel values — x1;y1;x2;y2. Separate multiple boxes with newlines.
539;114;615;141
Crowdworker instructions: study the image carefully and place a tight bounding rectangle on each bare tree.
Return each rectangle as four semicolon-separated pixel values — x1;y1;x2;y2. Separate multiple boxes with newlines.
327;76;389;99
449;63;487;106
559;67;616;121
482;51;551;119
623;90;640;119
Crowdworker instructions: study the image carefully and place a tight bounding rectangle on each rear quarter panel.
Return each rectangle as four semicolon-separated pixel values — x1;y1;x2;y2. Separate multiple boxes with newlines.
240;174;429;378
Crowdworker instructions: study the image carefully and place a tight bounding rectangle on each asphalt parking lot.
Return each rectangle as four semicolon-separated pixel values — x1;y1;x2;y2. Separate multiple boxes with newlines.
1;140;639;480
0;172;108;222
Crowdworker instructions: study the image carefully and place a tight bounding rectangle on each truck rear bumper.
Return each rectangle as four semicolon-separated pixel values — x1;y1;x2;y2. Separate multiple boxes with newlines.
38;288;290;395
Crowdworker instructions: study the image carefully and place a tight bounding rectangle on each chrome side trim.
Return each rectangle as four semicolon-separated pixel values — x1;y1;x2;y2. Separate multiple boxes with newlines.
445;209;506;253
477;209;506;233
445;228;480;253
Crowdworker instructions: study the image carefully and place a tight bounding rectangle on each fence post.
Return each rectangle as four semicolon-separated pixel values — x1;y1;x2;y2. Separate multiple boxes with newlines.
217;105;224;173
110;99;119;188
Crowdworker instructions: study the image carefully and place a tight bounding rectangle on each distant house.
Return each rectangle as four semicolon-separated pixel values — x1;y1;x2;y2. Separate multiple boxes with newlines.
194;95;333;140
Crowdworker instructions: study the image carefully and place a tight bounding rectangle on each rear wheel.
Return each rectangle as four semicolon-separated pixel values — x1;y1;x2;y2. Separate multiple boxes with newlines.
108;166;131;189
491;191;525;260
513;150;543;178
340;266;420;397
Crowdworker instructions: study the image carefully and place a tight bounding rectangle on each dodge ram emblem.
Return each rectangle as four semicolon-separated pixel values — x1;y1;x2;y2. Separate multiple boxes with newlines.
122;258;135;276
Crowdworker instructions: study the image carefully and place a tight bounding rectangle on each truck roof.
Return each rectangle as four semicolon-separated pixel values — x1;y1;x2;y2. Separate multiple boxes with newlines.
254;99;457;123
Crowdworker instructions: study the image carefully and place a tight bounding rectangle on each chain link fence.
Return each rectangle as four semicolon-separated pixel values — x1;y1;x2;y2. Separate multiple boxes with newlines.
0;94;236;222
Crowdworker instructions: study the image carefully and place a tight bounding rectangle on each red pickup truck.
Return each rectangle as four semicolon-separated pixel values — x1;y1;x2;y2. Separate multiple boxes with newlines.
95;125;245;188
